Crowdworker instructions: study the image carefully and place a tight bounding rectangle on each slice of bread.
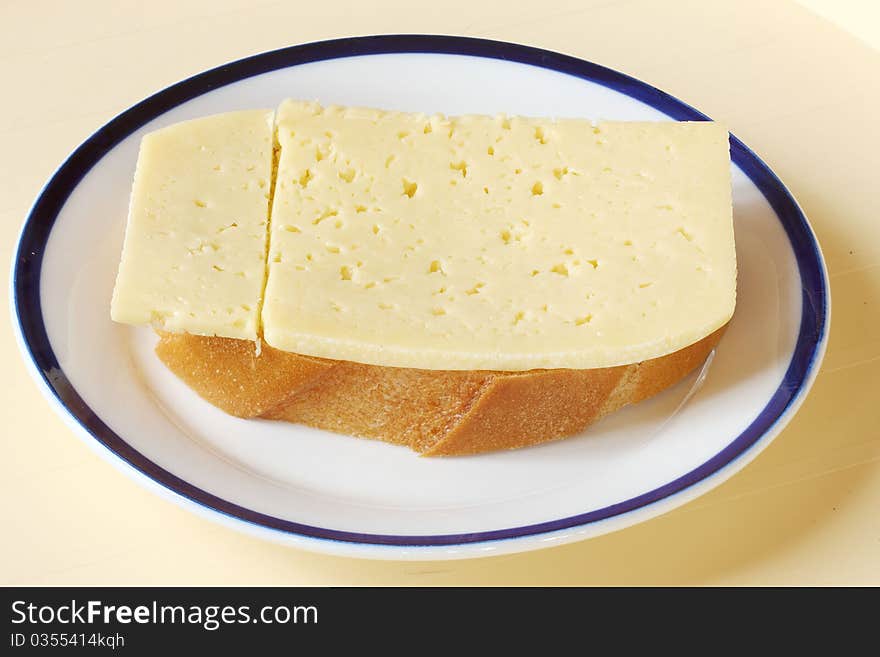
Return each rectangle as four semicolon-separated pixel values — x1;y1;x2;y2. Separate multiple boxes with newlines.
155;325;725;456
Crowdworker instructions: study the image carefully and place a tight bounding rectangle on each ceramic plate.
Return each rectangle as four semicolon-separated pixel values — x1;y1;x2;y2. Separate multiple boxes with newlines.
11;36;829;559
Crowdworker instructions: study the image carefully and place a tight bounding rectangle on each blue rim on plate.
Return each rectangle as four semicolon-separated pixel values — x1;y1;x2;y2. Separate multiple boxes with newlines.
12;35;828;548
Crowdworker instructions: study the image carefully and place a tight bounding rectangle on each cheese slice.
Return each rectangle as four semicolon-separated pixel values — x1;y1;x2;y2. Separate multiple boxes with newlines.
111;109;274;340
260;101;735;370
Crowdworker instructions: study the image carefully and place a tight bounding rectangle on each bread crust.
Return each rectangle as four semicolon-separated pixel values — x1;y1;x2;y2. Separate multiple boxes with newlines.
155;326;726;456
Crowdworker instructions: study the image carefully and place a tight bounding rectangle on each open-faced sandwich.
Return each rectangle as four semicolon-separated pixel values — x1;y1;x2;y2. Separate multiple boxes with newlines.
111;101;735;455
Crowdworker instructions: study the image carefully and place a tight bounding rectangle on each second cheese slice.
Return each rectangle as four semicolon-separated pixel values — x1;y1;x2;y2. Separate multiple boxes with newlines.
261;101;735;371
111;109;274;341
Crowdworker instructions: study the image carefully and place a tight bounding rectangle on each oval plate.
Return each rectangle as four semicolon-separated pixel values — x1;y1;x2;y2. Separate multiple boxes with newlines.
11;36;829;560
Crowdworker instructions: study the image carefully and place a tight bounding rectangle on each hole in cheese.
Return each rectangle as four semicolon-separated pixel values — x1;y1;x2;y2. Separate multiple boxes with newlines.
676;226;695;242
402;179;418;198
312;209;338;225
450;161;468;177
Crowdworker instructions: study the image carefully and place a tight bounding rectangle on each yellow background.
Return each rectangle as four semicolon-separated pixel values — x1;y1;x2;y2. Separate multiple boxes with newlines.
2;0;878;585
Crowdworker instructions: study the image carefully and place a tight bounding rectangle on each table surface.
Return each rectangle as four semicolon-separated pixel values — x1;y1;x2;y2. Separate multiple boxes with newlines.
2;0;878;586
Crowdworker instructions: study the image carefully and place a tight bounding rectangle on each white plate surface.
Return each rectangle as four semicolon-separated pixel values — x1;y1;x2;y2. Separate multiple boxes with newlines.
12;37;829;559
